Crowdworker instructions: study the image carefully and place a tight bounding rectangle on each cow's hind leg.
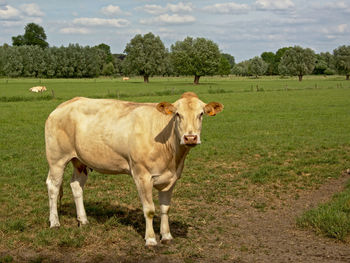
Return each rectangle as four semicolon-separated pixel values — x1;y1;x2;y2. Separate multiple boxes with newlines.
46;164;65;228
71;159;89;226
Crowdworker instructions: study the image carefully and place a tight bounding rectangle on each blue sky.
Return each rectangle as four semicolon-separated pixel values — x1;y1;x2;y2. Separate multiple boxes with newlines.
0;0;349;61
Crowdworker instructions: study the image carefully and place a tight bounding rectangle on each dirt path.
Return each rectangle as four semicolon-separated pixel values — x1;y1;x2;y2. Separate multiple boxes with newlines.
214;173;350;262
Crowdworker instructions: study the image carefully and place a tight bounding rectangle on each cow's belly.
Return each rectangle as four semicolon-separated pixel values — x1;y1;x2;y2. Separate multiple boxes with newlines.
75;141;131;175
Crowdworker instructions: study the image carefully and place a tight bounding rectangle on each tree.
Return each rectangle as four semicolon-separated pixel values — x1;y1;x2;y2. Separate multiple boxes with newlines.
278;46;316;81
313;52;335;75
95;43;113;64
12;23;49;48
248;56;267;78
333;45;350;80
232;61;250;76
274;47;291;75
171;37;220;84
123;32;168;83
261;52;275;75
217;55;231;76
221;53;235;68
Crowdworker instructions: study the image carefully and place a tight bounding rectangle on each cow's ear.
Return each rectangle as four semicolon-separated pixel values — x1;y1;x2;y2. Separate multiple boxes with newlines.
156;102;177;115
204;102;224;116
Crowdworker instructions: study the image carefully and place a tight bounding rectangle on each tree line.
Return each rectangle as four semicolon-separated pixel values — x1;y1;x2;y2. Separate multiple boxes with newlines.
235;46;350;81
0;23;349;83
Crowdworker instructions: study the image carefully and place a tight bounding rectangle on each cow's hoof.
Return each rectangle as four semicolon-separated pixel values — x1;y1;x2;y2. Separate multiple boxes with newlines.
50;222;60;228
145;238;157;247
161;233;173;244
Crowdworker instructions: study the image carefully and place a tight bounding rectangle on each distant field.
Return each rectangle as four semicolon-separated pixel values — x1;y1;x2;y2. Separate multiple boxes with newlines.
1;76;350;262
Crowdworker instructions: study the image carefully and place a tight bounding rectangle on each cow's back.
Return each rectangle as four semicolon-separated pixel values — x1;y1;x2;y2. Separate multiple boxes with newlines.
45;97;172;175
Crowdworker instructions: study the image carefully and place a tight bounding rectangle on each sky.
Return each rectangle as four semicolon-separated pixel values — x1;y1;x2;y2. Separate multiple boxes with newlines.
0;0;349;62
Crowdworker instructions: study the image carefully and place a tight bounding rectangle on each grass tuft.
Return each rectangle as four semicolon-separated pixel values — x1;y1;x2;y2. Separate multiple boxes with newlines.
297;180;350;241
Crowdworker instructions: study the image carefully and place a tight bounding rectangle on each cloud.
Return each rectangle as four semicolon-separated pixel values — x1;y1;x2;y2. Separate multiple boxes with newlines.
202;2;250;14
140;14;195;25
60;27;91;34
20;3;44;17
143;2;193;15
255;0;295;10
73;17;130;27
101;5;130;16
313;1;350;13
0;5;20;19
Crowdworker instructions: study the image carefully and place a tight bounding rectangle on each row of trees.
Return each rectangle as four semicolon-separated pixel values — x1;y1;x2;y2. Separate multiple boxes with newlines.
234;45;350;81
1;23;349;82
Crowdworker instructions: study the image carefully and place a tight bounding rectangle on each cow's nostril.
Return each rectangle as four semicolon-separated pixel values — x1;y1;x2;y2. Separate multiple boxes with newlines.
184;135;198;145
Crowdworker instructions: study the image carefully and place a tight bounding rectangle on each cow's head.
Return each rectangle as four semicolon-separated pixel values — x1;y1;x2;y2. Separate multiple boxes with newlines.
156;92;223;146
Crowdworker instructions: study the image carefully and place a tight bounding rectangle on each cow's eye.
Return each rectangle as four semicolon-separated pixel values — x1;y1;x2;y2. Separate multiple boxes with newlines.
199;112;204;119
176;112;181;119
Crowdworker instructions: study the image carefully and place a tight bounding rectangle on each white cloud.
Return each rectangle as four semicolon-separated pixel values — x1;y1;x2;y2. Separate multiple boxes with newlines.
202;2;249;14
101;5;122;15
20;3;44;17
0;5;20;19
336;24;348;33
60;27;90;34
101;5;131;16
255;0;295;10
73;17;130;27
143;2;193;15
314;1;350;13
140;14;195;25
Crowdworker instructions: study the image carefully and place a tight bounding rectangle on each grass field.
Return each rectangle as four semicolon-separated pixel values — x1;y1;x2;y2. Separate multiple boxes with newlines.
1;76;350;262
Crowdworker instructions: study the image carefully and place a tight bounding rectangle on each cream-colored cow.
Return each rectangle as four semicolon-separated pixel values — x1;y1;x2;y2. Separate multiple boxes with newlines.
122;77;130;81
45;92;223;246
29;86;47;92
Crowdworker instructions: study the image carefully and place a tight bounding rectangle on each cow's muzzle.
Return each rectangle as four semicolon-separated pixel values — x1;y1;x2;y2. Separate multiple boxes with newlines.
183;135;199;146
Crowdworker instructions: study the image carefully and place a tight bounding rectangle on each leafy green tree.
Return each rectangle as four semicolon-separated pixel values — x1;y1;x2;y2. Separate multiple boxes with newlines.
171;37;220;84
95;43;113;64
221;53;235;68
261;52;275;75
232;60;250;76
102;62;115;76
112;54;126;76
123;32;168;83
333;45;350;80
313;52;335;75
248;56;267;78
12;23;49;48
274;47;291;74
278;46;316;81
217;55;231;76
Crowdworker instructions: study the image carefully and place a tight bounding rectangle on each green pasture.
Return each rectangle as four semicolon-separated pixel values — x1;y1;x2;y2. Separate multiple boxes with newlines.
1;76;350;262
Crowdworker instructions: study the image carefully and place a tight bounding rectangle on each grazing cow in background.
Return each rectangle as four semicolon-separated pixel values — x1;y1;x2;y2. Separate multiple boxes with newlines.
30;86;47;92
122;77;130;81
45;92;223;246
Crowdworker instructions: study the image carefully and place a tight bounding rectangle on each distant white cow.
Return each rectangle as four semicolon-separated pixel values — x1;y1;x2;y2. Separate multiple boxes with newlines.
122;77;130;81
30;86;47;93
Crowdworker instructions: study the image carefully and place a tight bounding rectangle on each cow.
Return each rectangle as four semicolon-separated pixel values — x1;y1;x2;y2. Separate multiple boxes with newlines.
30;86;47;93
122;77;130;81
45;92;223;246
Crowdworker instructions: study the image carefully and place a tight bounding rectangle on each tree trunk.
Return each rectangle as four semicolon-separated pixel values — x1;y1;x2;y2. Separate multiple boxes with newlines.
144;75;149;83
298;75;303;81
194;75;200;85
346;74;349;80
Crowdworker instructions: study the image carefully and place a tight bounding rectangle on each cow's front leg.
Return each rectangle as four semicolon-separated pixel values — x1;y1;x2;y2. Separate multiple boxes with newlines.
158;186;175;244
132;167;157;246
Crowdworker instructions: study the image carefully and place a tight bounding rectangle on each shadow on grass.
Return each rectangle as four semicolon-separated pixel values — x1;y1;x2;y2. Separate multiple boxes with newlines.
60;201;189;239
